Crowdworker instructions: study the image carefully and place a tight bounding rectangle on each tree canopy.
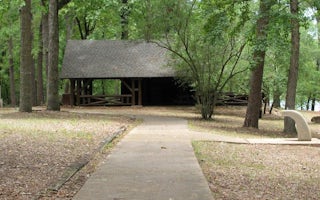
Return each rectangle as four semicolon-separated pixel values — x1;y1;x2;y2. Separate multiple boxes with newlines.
0;0;319;123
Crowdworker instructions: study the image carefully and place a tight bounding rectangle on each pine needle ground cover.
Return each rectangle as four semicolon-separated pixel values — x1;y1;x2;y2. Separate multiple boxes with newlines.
0;109;134;199
191;107;320;199
193;142;320;199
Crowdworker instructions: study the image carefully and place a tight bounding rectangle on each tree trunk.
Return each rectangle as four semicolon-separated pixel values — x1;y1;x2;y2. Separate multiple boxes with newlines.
120;0;129;40
65;13;73;40
284;0;300;134
306;95;311;110
317;11;320;71
315;10;320;111
243;0;274;128
61;13;73;102
272;88;281;108
31;34;36;106
244;54;265;128
311;98;316;111
75;15;96;40
37;18;44;105
144;0;152;42
19;0;33;112
47;0;60;111
42;11;49;99
8;38;16;107
197;92;215;120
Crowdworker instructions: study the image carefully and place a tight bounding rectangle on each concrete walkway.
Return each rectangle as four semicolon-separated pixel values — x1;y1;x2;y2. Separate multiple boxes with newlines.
188;131;320;145
73;116;214;200
73;114;320;200
188;130;320;145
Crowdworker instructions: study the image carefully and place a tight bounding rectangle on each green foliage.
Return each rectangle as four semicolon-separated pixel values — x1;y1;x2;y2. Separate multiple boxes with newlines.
129;0;164;40
61;0;121;39
154;0;250;119
296;28;320;108
260;1;320;109
262;2;292;103
93;80;121;95
0;0;319;111
0;0;22;104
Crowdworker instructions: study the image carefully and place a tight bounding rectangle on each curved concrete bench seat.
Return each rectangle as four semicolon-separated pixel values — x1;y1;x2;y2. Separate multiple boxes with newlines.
282;110;312;141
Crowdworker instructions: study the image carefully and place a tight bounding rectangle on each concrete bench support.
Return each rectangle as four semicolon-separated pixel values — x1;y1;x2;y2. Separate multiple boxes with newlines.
282;110;312;141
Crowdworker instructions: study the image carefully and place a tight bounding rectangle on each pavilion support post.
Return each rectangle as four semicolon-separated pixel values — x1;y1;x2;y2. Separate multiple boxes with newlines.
89;79;93;95
138;78;142;106
87;79;93;104
76;79;81;106
83;79;90;104
70;79;75;106
131;79;136;106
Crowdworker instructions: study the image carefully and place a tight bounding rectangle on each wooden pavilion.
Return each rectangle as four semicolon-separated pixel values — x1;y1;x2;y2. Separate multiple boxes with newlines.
60;40;193;106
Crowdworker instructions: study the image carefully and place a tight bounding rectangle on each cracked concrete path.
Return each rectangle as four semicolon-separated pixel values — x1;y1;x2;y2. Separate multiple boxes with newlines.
73;115;213;200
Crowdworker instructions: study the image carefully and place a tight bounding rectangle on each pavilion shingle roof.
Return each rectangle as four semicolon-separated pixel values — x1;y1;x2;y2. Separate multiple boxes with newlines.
60;40;175;79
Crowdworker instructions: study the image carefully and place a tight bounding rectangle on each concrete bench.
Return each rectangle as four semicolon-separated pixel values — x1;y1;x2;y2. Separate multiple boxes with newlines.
282;110;312;141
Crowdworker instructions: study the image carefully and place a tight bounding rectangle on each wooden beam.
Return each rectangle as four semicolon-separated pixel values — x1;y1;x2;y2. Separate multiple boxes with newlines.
79;94;132;106
121;79;133;93
131;79;135;105
76;79;81;106
138;79;142;105
89;79;93;95
70;79;75;106
88;79;93;104
82;79;92;104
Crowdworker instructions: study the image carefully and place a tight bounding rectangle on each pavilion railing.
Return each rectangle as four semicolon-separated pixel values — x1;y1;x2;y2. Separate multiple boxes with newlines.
79;94;133;106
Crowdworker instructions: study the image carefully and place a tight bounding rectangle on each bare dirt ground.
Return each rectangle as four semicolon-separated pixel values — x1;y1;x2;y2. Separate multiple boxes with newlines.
0;108;135;200
1;106;320;199
192;106;320;199
193;142;320;200
190;106;320;138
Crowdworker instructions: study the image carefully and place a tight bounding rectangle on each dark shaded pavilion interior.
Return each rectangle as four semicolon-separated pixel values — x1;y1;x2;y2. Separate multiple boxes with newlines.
60;40;194;106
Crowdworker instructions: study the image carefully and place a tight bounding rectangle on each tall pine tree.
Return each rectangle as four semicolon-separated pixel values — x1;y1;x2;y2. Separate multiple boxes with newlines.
47;0;60;111
244;0;276;128
19;0;33;112
284;0;300;134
